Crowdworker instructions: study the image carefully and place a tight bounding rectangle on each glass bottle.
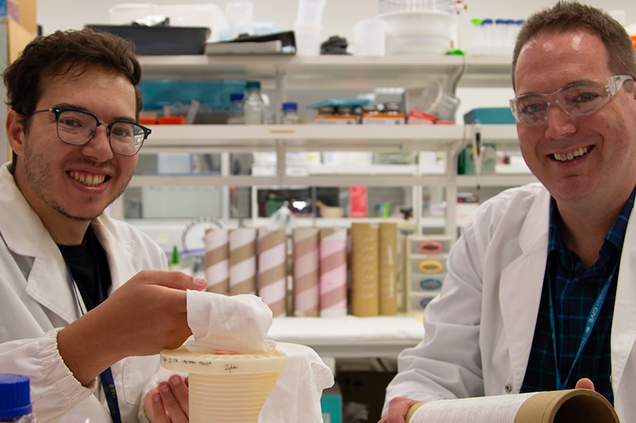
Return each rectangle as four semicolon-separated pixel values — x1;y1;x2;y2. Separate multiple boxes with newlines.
280;102;300;124
243;80;267;125
227;93;245;124
0;374;37;422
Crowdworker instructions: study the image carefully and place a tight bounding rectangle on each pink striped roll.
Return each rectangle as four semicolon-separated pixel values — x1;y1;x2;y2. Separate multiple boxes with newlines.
319;228;348;317
292;228;319;317
204;229;229;295
258;229;287;317
229;228;257;296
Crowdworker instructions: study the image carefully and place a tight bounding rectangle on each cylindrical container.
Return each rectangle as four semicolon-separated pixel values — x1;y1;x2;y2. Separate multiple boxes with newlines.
227;93;245;124
295;0;326;26
160;348;286;423
292;228;320;317
0;374;37;422
353;18;386;56
258;229;287;317
225;0;254;39
205;229;230;295
379;222;398;316
319;228;348;317
281;102;300;124
229;228;257;295
350;223;379;317
243;81;267;125
294;24;322;56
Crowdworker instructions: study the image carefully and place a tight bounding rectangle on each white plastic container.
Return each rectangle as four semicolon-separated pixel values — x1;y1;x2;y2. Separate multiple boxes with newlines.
294;24;322;56
295;0;326;26
161;347;286;423
353;19;386;56
225;0;254;39
380;9;452;55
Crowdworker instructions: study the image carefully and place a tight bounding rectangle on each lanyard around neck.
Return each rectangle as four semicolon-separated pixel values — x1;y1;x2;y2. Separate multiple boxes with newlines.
64;230;122;423
548;261;618;391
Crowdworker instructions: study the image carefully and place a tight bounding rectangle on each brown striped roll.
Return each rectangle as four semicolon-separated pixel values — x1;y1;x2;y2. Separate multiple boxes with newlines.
379;222;398;315
292;228;320;317
204;228;229;295
319;228;348;317
229;228;257;295
350;222;380;317
258;228;287;317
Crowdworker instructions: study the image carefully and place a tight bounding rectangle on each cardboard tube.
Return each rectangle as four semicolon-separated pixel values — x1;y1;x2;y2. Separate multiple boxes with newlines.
204;229;229;295
229;228;257;295
379;222;398;315
258;229;287;316
292;228;319;317
319;228;348;317
350;222;379;317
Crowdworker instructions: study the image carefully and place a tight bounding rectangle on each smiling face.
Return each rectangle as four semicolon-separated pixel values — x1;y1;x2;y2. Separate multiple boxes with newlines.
514;30;636;211
8;66;138;235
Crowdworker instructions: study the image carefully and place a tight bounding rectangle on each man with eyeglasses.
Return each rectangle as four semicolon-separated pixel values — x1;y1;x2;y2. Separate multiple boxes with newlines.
0;29;204;421
381;2;636;422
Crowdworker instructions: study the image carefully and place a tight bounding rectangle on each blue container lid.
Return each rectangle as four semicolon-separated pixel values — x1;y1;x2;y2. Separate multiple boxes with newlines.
245;81;261;89
482;19;494;25
230;93;244;102
0;374;32;419
282;102;298;111
495;19;506;24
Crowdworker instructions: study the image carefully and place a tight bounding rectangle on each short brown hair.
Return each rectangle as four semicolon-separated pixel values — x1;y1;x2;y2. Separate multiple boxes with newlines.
512;1;636;90
3;28;143;127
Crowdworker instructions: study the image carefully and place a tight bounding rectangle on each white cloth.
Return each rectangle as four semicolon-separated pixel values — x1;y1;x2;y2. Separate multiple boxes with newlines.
186;290;275;353
384;183;636;423
260;343;334;423
0;163;167;422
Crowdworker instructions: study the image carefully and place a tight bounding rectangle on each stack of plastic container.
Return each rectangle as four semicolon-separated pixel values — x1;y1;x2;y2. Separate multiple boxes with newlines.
294;0;326;56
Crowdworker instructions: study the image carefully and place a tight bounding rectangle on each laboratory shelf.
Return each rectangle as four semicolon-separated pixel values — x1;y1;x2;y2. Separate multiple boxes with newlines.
138;54;513;89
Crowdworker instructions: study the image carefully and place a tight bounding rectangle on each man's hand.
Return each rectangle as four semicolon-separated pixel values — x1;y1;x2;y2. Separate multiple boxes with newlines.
378;397;419;423
58;270;207;385
144;375;189;423
575;378;595;390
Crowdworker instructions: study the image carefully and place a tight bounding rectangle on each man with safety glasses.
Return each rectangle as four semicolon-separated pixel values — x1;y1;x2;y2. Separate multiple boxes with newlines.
381;2;636;422
0;29;203;421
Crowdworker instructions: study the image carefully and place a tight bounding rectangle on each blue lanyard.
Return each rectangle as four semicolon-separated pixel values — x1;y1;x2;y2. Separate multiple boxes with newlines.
64;232;122;423
548;262;617;390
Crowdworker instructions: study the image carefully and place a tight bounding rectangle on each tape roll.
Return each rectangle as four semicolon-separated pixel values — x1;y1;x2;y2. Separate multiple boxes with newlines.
418;260;443;274
419;278;442;290
418;241;443;255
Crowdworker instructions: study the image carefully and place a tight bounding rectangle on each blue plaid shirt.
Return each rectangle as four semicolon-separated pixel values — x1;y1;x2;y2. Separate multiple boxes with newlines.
520;186;636;403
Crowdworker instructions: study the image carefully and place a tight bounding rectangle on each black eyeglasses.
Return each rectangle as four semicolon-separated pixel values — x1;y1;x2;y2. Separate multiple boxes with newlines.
26;107;151;156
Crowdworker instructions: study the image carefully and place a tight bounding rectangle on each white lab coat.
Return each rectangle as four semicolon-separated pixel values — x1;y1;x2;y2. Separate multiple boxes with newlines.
0;163;168;422
384;183;636;422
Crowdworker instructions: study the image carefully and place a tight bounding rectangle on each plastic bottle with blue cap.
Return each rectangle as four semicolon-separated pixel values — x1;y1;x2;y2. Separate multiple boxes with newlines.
0;374;37;422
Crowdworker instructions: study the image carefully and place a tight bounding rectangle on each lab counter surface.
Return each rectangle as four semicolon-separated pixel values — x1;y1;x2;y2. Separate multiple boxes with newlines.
267;315;424;358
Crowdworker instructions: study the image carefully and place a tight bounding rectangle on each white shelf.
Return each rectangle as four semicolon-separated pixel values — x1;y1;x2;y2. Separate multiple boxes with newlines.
267;315;424;359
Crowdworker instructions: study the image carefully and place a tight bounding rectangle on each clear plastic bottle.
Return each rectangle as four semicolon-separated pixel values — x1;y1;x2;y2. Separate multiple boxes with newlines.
0;374;37;422
227;93;245;124
243;81;267;125
280;102;300;124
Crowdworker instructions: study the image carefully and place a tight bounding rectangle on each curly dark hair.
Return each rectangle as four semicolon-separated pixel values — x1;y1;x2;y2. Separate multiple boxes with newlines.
3;28;143;133
512;1;636;90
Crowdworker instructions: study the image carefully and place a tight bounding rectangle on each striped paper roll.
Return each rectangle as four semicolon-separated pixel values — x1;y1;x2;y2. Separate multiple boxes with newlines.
292;228;319;317
350;223;379;317
204;228;229;295
379;222;398;316
258;229;287;317
319;228;348;317
229;228;257;296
